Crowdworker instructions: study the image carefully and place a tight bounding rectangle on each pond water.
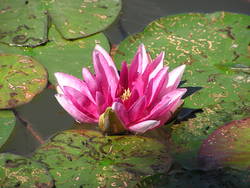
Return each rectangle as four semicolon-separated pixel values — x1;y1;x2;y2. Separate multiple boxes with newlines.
2;0;250;156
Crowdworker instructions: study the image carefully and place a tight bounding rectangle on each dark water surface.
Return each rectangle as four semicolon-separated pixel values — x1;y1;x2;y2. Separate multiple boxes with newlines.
2;0;250;155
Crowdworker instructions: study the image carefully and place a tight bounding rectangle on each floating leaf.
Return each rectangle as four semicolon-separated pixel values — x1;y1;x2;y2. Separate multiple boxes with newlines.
0;26;110;84
199;118;250;170
0;110;15;150
0;54;47;109
114;12;250;109
136;168;250;188
0;153;54;187
0;0;49;47
44;0;122;39
33;129;171;187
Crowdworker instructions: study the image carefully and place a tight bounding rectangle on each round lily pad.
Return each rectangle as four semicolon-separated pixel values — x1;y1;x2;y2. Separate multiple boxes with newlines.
0;26;110;85
114;12;250;109
0;110;15;150
199;118;250;170
33;129;171;187
0;54;48;109
0;153;54;187
44;0;122;39
0;0;49;47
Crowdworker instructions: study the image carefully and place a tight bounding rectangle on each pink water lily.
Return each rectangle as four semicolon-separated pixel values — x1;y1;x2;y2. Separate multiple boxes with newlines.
55;44;186;134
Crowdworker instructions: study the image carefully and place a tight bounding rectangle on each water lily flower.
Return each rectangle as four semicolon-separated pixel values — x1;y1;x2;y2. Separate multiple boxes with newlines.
55;44;186;134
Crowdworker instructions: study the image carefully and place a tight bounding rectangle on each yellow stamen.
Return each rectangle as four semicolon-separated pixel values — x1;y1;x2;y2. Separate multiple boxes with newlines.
121;88;131;101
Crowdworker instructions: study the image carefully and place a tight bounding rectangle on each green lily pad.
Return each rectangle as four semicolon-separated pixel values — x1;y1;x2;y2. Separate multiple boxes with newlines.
0;110;15;150
0;0;49;47
136;168;250;188
33;129;171;187
0;153;54;187
0;26;110;84
114;12;250;109
44;0;121;39
199;118;250;170
0;54;48;109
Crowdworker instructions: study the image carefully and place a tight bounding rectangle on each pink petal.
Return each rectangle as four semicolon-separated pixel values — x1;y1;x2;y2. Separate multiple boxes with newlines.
128;96;146;122
143;51;165;81
116;61;129;97
143;88;187;121
112;102;129;125
123;87;139;109
145;67;169;106
137;44;149;74
63;86;98;119
54;72;95;103
82;68;98;97
54;72;85;93
55;94;97;123
93;45;119;97
94;45;119;79
166;65;186;91
128;120;160;133
96;91;109;115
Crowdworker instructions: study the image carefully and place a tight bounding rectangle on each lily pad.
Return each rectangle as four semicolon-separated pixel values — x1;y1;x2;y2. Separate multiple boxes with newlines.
0;110;15;150
0;153;54;187
199;118;250;170
114;12;250;109
0;26;110;84
0;0;49;47
33;129;171;187
44;0;122;39
0;54;48;109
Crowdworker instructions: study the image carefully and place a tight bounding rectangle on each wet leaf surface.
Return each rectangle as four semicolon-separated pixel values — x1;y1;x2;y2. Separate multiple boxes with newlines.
0;110;15;150
0;153;54;187
199;118;250;170
0;0;49;47
0;26;110;84
0;54;48;109
33;129;171;187
114;12;250;109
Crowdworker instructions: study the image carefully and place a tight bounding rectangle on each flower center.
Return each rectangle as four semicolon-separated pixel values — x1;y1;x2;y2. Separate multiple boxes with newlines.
121;88;131;101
